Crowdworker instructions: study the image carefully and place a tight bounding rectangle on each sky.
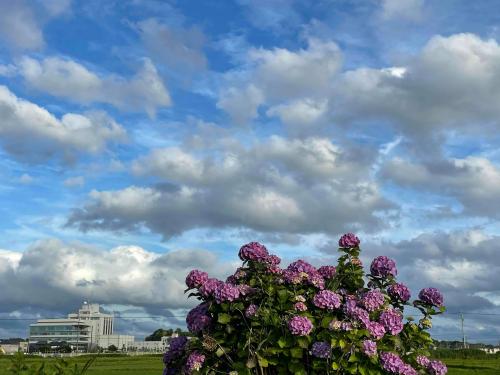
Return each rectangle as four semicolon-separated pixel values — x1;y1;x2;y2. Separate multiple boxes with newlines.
0;0;500;343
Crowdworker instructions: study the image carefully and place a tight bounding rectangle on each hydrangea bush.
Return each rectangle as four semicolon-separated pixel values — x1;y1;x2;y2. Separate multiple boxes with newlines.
163;234;447;374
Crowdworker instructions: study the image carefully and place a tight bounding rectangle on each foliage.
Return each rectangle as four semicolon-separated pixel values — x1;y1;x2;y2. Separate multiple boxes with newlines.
107;346;118;353
7;352;96;375
145;328;189;341
163;234;448;374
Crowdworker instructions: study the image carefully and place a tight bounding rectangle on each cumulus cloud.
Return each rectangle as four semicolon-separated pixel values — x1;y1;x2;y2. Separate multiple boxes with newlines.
0;238;236;315
217;38;341;124
136;18;207;76
68;136;394;238
379;0;424;22
0;85;126;163
19;57;171;117
64;176;85;188
380;156;500;218
331;33;500;153
0;1;45;50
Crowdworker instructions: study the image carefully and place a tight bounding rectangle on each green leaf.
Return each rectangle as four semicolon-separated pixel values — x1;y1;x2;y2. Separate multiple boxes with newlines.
257;357;269;367
290;348;303;358
216;347;225;357
217;313;231;324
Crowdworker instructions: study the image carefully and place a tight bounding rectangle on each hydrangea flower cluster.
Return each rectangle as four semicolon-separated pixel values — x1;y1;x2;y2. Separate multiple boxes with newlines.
419;287;444;307
288;316;313;336
313;290;341;310
362;289;385;311
388;283;411;302
186;303;211;333
164;235;446;374
370;255;398;277
338;232;360;248
311;341;331;358
379;308;404;335
362;340;377;357
185;351;206;373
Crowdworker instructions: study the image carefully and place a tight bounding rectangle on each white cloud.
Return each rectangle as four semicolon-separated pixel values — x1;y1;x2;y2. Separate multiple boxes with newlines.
0;1;44;50
64;176;85;188
69;136;393;238
217;38;341;124
0;238;236;314
20;57;171;117
380;156;500;218
136;18;207;76
0;85;126;163
19;174;34;185
380;0;424;22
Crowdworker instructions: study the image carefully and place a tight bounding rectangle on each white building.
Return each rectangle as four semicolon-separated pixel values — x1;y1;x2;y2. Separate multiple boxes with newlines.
29;302;135;351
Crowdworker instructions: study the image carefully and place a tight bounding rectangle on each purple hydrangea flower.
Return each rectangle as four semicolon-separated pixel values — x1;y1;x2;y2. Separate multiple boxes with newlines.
388;283;411;302
329;319;342;330
362;290;385;312
318;265;336;279
379;309;403;335
418;288;444;307
287;259;317;274
339;233;360;248
366;321;386;339
214;283;240;304
237;284;255;296
185;270;209;289
427;360;448;375
288;316;313;336
266;264;282;274
199;278;223;298
238;242;269;262
341;322;353;331
379;352;404;373
370;256;397;278
282;269;302;284
185;351;205;373
311;341;331;358
245;304;258;318
267;254;281;265
313;290;341;310
400;363;418;375
362;340;377;357
308;271;325;289
186;303;211;333
416;355;430;367
163;336;188;364
294;302;308;311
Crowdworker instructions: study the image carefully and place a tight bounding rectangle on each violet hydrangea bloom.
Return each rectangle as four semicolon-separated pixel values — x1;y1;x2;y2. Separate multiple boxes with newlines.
237;284;254;296
288;316;313;336
245;304;258;318
287;259;317;274
313;290;341;310
318;265;336;279
311;341;331;358
416;355;430;367
362;340;377;357
163;336;188;364
214;283;240;304
362;290;385;312
427;360;448;375
294;302;308;311
185;269;209;289
388;283;411;302
308;271;325;289
339;233;360;248
400;363;418;375
267;254;281;265
379;309;403;335
185;351;206;373
238;242;269;262
418;287;444;307
186;303;211;333
370;256;397;278
367;321;386;339
379;352;404;373
199;278;223;298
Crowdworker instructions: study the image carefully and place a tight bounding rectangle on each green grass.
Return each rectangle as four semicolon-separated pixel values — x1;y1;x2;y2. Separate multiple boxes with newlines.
0;354;164;375
0;355;499;374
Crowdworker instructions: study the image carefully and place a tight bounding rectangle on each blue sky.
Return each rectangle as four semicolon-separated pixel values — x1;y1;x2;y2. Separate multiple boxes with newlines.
1;0;500;343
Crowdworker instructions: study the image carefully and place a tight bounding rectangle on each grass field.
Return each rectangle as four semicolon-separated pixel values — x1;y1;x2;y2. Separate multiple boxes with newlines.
1;355;499;374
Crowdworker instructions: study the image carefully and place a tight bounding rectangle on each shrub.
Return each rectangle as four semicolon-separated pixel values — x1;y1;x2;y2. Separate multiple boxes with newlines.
163;234;447;374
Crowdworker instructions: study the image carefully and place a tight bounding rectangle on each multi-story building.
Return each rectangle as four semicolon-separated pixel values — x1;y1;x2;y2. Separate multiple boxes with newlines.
28;302;134;351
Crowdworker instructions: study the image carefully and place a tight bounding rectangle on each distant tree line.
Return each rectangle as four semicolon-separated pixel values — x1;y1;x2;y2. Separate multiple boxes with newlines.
144;328;191;341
